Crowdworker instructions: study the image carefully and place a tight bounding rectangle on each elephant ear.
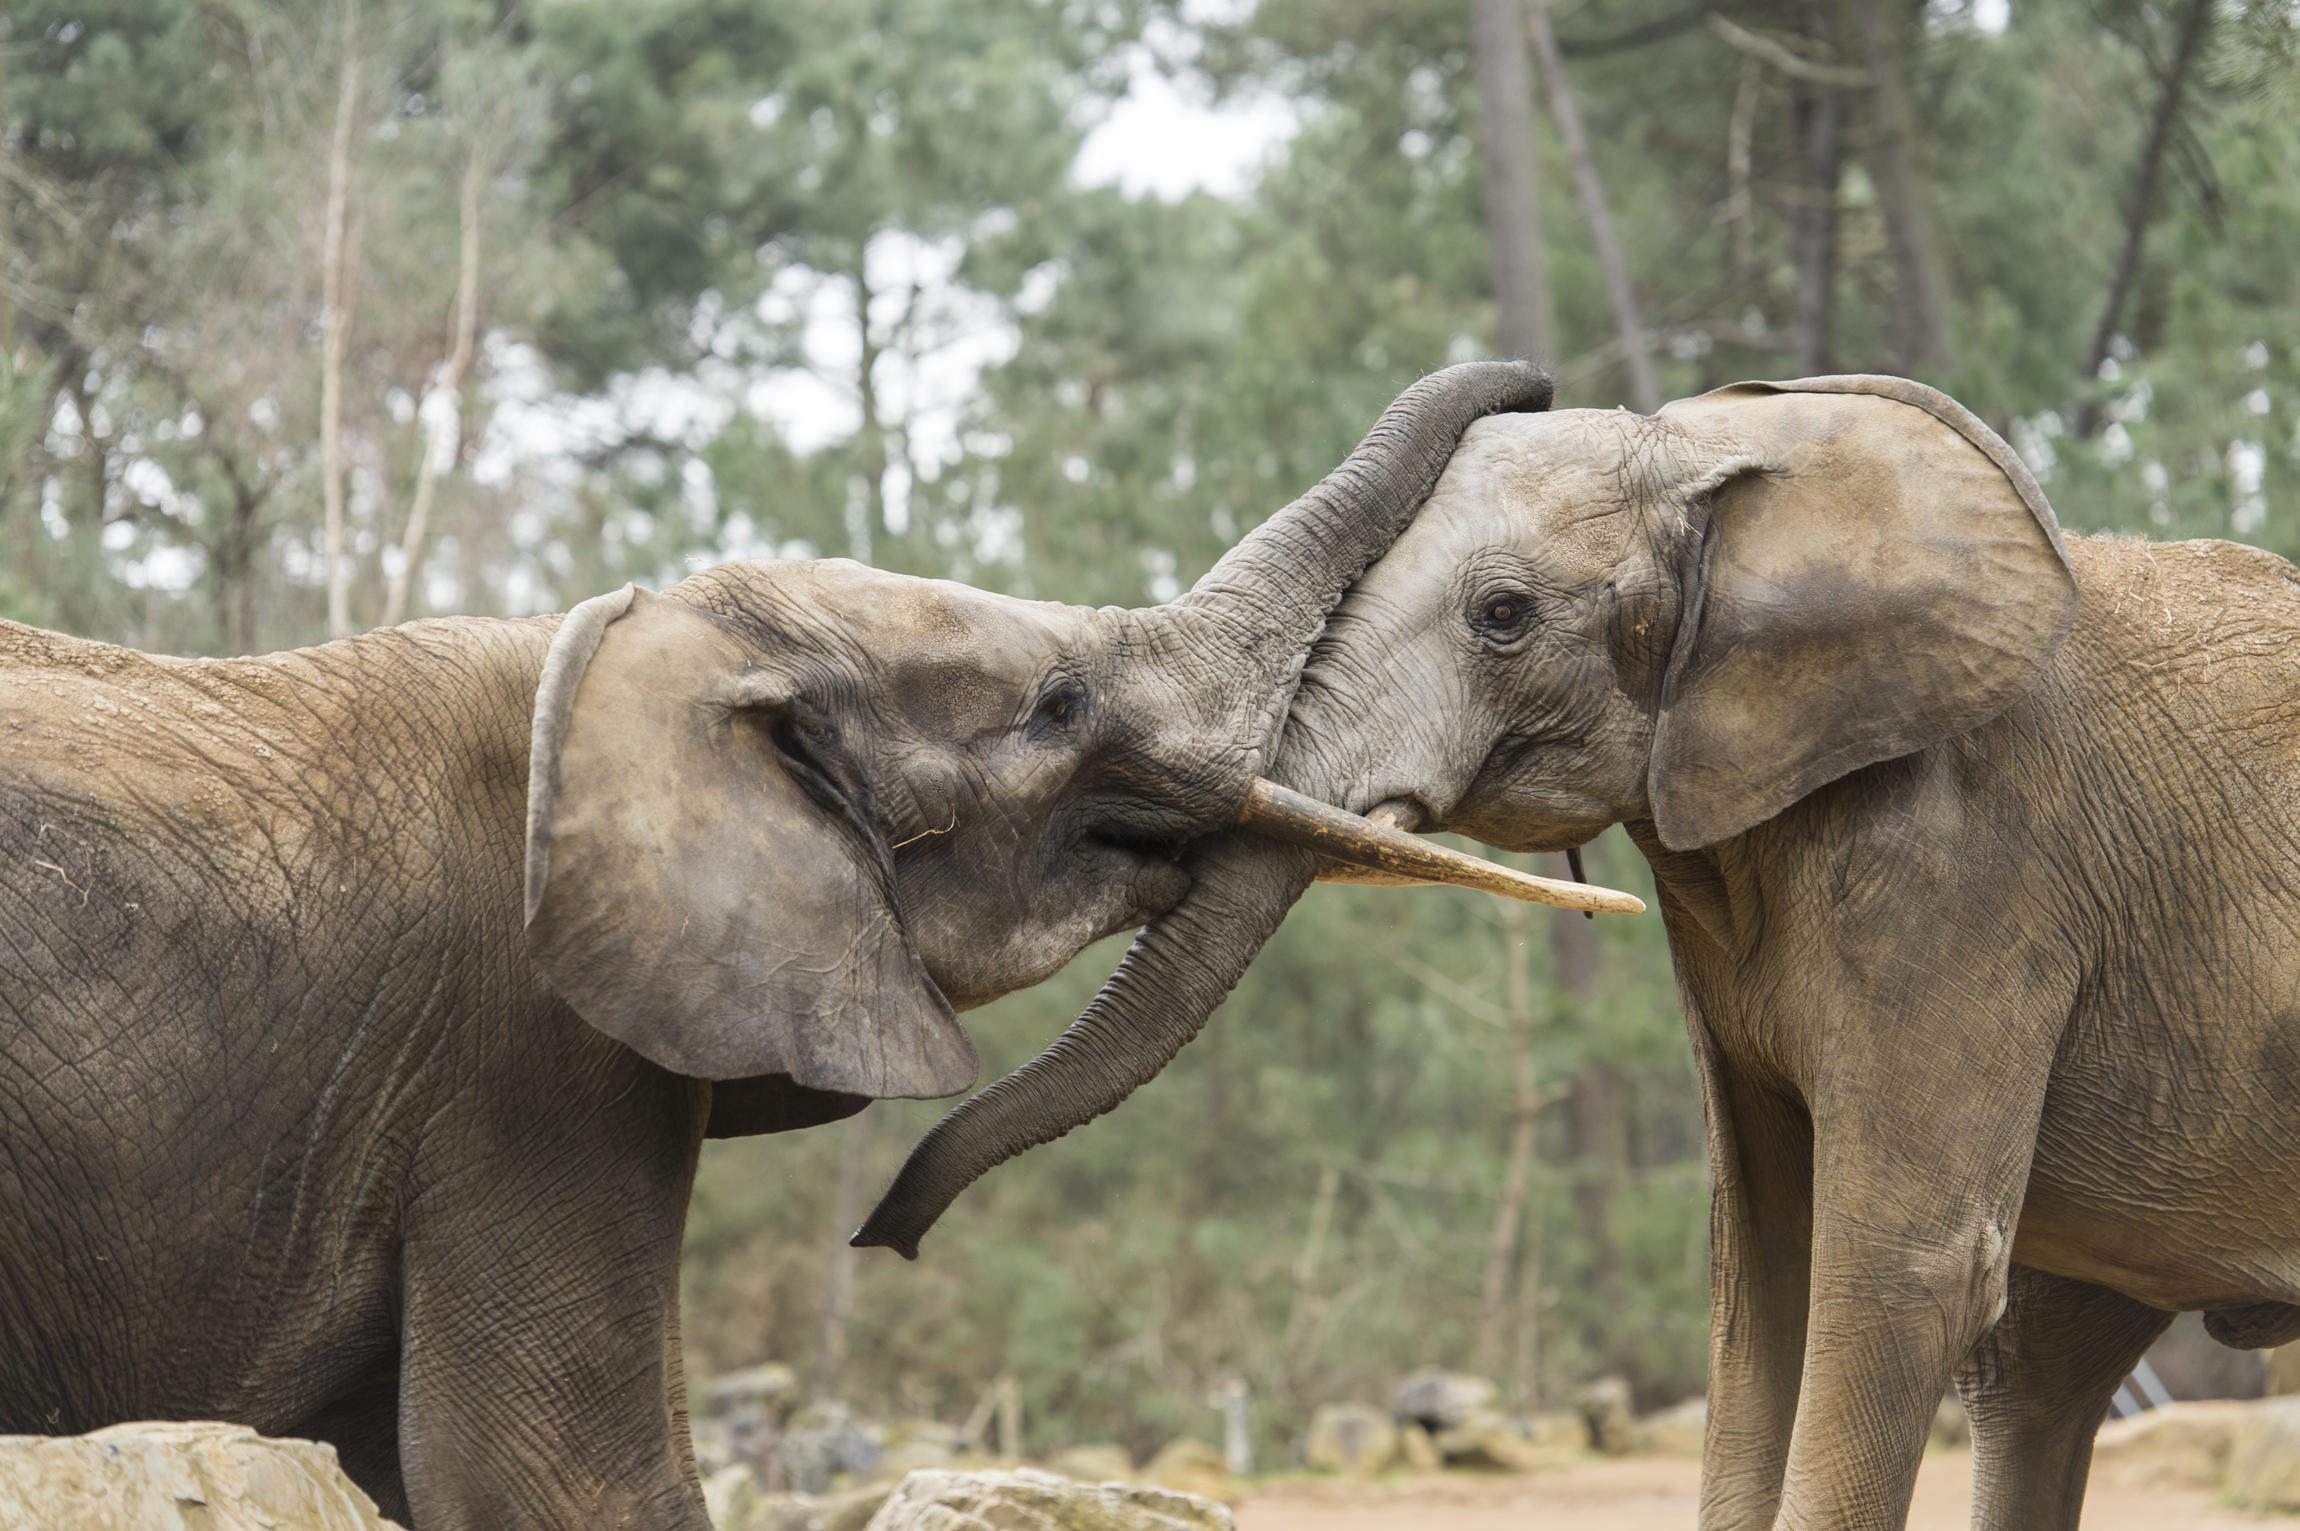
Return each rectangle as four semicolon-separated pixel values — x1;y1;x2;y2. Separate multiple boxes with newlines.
1648;375;2078;852
523;585;976;1098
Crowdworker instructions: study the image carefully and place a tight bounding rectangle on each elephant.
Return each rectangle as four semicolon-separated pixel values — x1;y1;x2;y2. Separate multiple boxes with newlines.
859;373;2300;1530
0;360;1552;1530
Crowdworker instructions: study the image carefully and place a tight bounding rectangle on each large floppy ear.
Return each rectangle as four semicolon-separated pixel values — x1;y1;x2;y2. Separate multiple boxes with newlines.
523;585;977;1098
1648;375;2078;851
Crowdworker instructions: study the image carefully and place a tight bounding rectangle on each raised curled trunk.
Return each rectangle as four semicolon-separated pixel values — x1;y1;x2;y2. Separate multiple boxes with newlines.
1178;362;1552;754
853;362;1551;1256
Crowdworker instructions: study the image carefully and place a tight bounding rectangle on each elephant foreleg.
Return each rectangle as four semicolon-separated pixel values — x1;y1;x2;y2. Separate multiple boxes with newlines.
394;1075;715;1531
1767;1053;2056;1528
1957;1264;2173;1531
1699;1074;1815;1531
289;1369;408;1526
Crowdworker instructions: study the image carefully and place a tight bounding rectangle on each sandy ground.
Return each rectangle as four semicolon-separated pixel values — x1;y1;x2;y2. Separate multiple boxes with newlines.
1233;1449;2269;1530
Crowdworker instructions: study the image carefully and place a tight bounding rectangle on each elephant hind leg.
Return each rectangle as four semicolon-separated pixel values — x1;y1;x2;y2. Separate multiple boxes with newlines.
1958;1263;2173;1531
288;1369;408;1526
2204;1300;2300;1350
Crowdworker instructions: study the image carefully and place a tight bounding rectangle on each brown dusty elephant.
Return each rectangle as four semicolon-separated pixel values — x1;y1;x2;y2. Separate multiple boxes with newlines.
860;373;2300;1530
0;362;1553;1530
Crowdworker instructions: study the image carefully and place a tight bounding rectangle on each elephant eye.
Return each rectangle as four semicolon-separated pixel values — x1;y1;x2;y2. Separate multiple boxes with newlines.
1474;591;1534;638
1030;681;1088;737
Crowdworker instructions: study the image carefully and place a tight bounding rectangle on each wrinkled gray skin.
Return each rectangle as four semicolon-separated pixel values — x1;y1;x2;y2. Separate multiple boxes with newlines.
0;360;1550;1531
869;375;2300;1531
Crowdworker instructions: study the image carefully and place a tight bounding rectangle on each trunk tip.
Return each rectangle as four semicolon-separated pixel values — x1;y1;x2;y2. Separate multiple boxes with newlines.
848;1220;922;1260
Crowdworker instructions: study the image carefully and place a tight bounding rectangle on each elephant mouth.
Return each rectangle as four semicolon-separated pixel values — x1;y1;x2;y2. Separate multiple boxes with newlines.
1085;825;1192;862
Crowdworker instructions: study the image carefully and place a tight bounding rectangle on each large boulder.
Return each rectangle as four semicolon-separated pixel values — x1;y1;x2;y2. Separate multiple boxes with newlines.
2089;1399;2256;1492
708;1363;802;1417
877;1422;975;1482
779;1406;885;1495
1430;1411;1542;1472
740;1484;899;1531
1641;1398;1706;1459
0;1421;401;1531
1389;1371;1498;1434
1043;1444;1136;1484
1395;1422;1442;1471
865;1466;1232;1531
1302;1403;1396;1475
1576;1377;1638;1455
1138;1439;1231;1503
2224;1398;2300;1511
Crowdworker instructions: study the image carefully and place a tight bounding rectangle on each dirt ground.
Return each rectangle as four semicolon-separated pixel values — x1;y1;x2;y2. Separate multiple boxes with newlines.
1234;1449;2269;1530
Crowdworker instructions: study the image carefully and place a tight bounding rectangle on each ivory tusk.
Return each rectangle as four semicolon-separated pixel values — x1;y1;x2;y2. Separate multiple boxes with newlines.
1235;779;1646;914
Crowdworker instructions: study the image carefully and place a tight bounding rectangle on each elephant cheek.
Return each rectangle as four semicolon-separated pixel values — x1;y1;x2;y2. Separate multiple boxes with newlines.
1128;857;1193;919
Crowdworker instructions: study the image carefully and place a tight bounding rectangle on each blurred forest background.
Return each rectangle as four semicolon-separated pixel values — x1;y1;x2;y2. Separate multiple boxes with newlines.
5;0;2298;1466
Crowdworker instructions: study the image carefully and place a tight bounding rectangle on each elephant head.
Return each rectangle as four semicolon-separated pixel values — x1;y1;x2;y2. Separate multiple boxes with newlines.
856;374;2074;1252
522;361;1554;1107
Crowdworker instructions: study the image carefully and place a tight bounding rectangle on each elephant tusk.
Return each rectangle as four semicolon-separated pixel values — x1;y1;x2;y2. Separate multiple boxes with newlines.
1235;779;1646;914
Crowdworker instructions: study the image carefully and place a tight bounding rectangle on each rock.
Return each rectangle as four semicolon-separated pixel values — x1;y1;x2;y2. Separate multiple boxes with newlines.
706;1463;767;1529
877;1422;973;1482
750;1483;899;1531
2090;1399;2256;1492
1396;1422;1442;1471
1302;1403;1397;1475
1389;1371;1499;1434
779;1406;886;1495
1577;1377;1639;1455
709;1363;802;1417
864;1466;1232;1530
1139;1438;1232;1503
1044;1444;1136;1483
2223;1398;2300;1511
1641;1398;1706;1459
0;1420;402;1530
1928;1395;1968;1449
1521;1410;1587;1451
696;1405;784;1480
1431;1409;1542;1472
2271;1341;2300;1397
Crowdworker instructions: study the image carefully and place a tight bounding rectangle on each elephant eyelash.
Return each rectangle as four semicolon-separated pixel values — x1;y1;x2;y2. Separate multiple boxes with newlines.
768;712;864;824
1028;681;1089;737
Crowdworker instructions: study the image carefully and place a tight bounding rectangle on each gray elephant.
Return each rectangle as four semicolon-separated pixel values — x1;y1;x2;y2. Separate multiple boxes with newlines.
862;374;2300;1530
0;362;1550;1529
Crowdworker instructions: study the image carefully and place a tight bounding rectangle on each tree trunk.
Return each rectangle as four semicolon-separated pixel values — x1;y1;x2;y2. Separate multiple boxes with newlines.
2077;0;2212;431
382;139;484;628
1543;850;1619;1349
320;0;361;638
1473;892;1540;1376
1281;1163;1343;1388
1789;79;1844;375
0;33;13;361
811;1107;876;1404
212;471;264;657
1725;55;1761;276
1524;0;1658;411
1472;0;1553;359
1512;1208;1546;1405
1855;0;1954;374
848;262;881;566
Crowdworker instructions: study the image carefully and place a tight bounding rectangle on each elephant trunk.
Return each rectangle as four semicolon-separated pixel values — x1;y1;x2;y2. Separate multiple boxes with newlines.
1181;361;1552;715
852;836;1315;1258
851;362;1555;1258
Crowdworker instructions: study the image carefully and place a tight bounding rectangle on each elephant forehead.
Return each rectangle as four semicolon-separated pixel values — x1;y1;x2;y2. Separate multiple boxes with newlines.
1377;410;1670;584
723;558;1090;697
